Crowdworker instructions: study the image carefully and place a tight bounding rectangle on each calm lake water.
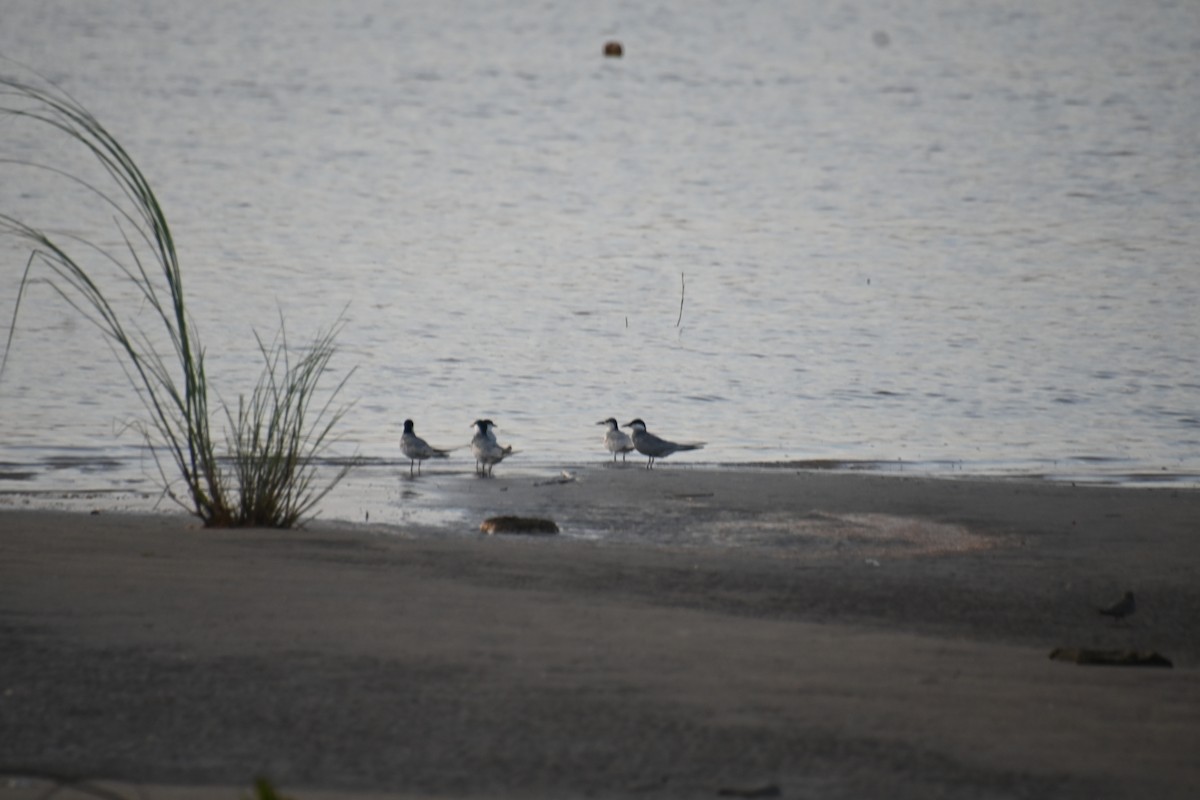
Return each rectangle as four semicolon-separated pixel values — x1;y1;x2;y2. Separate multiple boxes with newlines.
2;0;1199;521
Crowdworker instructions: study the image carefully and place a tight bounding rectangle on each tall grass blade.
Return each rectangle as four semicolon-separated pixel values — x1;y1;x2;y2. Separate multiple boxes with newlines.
2;67;355;527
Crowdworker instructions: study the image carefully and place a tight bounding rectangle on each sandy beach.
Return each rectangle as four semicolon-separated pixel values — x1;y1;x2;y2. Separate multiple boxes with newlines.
2;467;1198;799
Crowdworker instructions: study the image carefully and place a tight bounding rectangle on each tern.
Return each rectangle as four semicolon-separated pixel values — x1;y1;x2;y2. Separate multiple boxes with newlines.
623;418;704;469
596;418;635;463
471;418;514;477
1098;590;1136;621
400;419;452;476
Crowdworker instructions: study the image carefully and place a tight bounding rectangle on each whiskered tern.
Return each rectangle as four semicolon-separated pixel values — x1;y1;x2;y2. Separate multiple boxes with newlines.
623;418;704;469
400;418;452;476
596;417;635;463
471;418;514;477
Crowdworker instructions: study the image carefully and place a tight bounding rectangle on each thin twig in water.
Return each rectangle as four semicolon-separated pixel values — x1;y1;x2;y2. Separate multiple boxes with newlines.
676;271;685;327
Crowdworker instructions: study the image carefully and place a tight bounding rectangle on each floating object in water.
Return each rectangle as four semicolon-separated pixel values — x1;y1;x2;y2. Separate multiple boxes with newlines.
603;41;623;58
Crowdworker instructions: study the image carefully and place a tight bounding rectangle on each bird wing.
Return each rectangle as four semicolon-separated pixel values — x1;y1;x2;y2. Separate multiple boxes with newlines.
472;437;513;461
606;430;635;452
638;431;679;455
401;433;432;459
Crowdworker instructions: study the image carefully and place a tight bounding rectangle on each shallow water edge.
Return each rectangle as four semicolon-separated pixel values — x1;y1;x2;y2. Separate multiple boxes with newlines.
3;457;1197;547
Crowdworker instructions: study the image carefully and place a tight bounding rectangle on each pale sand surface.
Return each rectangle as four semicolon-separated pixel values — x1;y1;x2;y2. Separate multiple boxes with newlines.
2;468;1199;799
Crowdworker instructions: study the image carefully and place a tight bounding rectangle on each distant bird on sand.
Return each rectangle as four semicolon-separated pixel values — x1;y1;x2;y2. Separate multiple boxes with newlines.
1098;591;1136;620
623;418;704;469
597;418;635;463
471;419;514;477
400;419;451;475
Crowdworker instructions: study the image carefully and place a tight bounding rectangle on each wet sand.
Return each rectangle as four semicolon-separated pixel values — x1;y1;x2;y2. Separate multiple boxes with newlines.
2;468;1198;799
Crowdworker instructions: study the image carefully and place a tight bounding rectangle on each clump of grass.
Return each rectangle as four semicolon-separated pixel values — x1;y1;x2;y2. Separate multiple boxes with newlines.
0;68;354;527
227;317;354;528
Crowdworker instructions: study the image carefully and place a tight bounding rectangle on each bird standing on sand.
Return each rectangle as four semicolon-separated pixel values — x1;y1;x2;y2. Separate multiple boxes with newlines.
597;418;635;463
471;419;514;477
623;418;704;469
400;419;452;476
1098;590;1136;620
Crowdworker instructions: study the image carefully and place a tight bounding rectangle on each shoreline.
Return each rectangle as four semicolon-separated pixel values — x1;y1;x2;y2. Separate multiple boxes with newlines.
3;459;1198;530
2;469;1199;799
3;454;1200;516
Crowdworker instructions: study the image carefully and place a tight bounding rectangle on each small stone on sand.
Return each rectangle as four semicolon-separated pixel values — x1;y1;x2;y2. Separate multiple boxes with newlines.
480;515;559;535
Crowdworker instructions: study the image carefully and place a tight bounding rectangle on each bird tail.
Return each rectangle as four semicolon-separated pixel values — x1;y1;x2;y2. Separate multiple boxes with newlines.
678;442;705;451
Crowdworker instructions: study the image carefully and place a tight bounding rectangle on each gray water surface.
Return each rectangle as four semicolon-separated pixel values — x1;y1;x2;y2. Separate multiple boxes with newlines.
2;0;1199;514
